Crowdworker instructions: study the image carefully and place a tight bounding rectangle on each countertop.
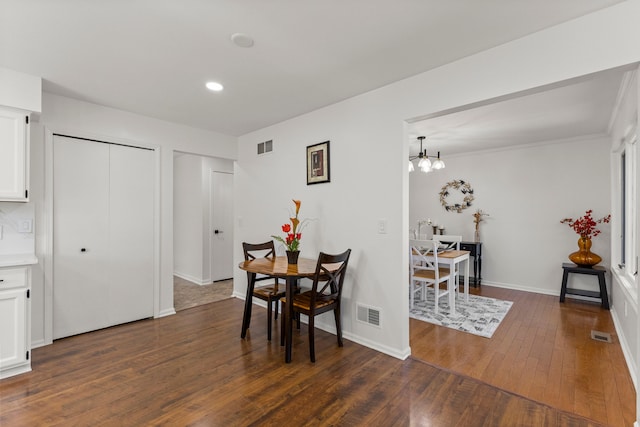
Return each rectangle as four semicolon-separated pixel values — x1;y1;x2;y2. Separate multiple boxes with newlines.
0;254;38;268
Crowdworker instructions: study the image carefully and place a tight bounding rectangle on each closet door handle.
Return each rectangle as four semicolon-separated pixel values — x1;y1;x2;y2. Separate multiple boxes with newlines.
80;248;87;252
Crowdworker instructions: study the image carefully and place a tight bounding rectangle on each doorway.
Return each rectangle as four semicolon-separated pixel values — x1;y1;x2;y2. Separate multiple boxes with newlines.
173;153;234;310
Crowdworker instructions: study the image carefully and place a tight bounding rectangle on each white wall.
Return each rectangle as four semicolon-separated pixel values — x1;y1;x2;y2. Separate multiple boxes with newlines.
29;93;236;346
234;0;640;364
174;153;205;283
410;135;612;295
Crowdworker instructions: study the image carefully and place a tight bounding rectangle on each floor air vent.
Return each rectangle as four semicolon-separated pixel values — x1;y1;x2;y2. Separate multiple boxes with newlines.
591;330;612;343
357;304;381;327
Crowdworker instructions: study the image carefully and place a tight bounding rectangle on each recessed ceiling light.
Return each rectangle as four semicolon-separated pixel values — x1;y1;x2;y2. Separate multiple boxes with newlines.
231;33;254;48
206;81;224;92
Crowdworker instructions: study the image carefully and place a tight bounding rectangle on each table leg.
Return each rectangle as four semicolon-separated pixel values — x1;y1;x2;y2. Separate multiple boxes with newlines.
241;272;256;338
285;277;296;363
448;263;456;314
598;273;610;310
464;257;470;303
560;269;569;303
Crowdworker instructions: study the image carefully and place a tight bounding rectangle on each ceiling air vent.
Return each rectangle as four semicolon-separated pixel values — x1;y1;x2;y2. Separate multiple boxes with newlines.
257;139;273;155
357;303;381;328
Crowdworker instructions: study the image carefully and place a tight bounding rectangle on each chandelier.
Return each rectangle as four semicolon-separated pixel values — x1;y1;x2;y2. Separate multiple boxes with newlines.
408;136;445;173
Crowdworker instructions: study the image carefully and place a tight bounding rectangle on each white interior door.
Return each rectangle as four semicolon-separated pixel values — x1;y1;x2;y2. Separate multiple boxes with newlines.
211;171;233;281
53;136;154;339
108;144;154;324
53;136;110;339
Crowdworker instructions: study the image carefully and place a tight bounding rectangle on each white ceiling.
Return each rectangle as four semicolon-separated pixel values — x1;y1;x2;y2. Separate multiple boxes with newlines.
0;0;628;138
408;67;628;156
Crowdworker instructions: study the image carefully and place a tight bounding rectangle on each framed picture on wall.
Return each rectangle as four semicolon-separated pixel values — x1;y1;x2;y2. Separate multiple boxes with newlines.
306;140;330;185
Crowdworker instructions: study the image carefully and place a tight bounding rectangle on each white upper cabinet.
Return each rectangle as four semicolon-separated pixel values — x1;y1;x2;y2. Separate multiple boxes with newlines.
0;108;29;202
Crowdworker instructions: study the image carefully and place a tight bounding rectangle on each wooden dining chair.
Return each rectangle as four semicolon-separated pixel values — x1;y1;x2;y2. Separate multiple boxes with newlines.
242;241;286;341
409;239;451;314
282;249;351;363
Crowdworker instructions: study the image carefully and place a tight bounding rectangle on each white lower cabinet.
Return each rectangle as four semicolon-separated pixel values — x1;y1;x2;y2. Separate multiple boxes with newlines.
0;266;31;379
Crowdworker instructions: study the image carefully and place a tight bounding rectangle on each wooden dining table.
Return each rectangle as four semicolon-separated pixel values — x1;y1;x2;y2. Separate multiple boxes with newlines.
239;256;321;363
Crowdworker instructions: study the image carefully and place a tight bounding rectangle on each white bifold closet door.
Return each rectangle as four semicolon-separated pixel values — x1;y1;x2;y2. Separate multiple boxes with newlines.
53;135;154;339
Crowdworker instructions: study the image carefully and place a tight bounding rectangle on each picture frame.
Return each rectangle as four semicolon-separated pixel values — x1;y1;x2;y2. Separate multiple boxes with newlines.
306;140;330;185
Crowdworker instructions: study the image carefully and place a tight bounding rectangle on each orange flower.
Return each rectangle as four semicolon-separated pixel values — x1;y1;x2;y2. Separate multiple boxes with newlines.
293;199;301;215
290;217;300;233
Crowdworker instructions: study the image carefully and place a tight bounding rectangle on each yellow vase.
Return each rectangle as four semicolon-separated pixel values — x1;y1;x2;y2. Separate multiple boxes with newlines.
568;236;602;268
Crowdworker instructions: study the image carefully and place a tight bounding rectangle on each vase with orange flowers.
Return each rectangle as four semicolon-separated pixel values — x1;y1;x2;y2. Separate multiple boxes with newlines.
560;209;611;267
272;199;305;264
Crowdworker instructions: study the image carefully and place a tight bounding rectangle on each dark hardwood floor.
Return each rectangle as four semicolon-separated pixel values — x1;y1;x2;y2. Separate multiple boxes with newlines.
0;295;624;426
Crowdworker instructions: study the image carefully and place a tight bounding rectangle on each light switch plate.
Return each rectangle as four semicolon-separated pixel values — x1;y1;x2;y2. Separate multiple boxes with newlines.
18;219;32;233
378;219;387;234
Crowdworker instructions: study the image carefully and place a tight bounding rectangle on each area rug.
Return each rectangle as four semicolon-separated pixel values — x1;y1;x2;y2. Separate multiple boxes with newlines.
409;289;513;338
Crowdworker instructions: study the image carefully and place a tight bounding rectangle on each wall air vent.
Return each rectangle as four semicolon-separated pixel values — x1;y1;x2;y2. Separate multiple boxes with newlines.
356;303;381;328
257;140;273;155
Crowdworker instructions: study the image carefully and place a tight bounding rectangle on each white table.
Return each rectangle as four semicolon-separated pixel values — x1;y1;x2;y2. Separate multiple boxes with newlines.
426;250;470;313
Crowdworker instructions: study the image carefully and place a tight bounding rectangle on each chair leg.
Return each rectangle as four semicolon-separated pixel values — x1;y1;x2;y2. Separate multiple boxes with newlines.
274;295;279;320
434;284;439;314
334;307;343;347
308;315;315;363
267;298;273;341
410;281;414;308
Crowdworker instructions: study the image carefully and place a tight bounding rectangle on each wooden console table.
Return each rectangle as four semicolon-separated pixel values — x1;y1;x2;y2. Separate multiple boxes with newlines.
460;241;482;287
559;263;609;310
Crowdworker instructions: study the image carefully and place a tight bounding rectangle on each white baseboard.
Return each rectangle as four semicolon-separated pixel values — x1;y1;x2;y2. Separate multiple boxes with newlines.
480;280;559;296
611;305;637;391
30;338;46;349
173;271;210;286
156;308;176;318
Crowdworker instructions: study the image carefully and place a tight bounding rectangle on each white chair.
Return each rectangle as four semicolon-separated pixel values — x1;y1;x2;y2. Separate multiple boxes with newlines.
409;239;451;314
433;234;461;250
433;234;462;292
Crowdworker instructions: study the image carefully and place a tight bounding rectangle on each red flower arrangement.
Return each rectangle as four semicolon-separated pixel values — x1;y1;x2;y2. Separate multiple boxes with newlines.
560;210;611;239
272;199;304;251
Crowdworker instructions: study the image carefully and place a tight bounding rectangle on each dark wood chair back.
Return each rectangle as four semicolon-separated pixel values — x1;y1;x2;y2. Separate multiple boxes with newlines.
308;250;351;311
283;248;351;362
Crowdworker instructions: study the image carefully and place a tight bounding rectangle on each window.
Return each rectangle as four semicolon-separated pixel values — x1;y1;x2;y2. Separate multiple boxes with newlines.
615;129;637;286
620;150;626;268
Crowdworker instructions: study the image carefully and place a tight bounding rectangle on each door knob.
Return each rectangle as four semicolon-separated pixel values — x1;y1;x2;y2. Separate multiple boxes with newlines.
214;230;223;234
81;248;86;252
